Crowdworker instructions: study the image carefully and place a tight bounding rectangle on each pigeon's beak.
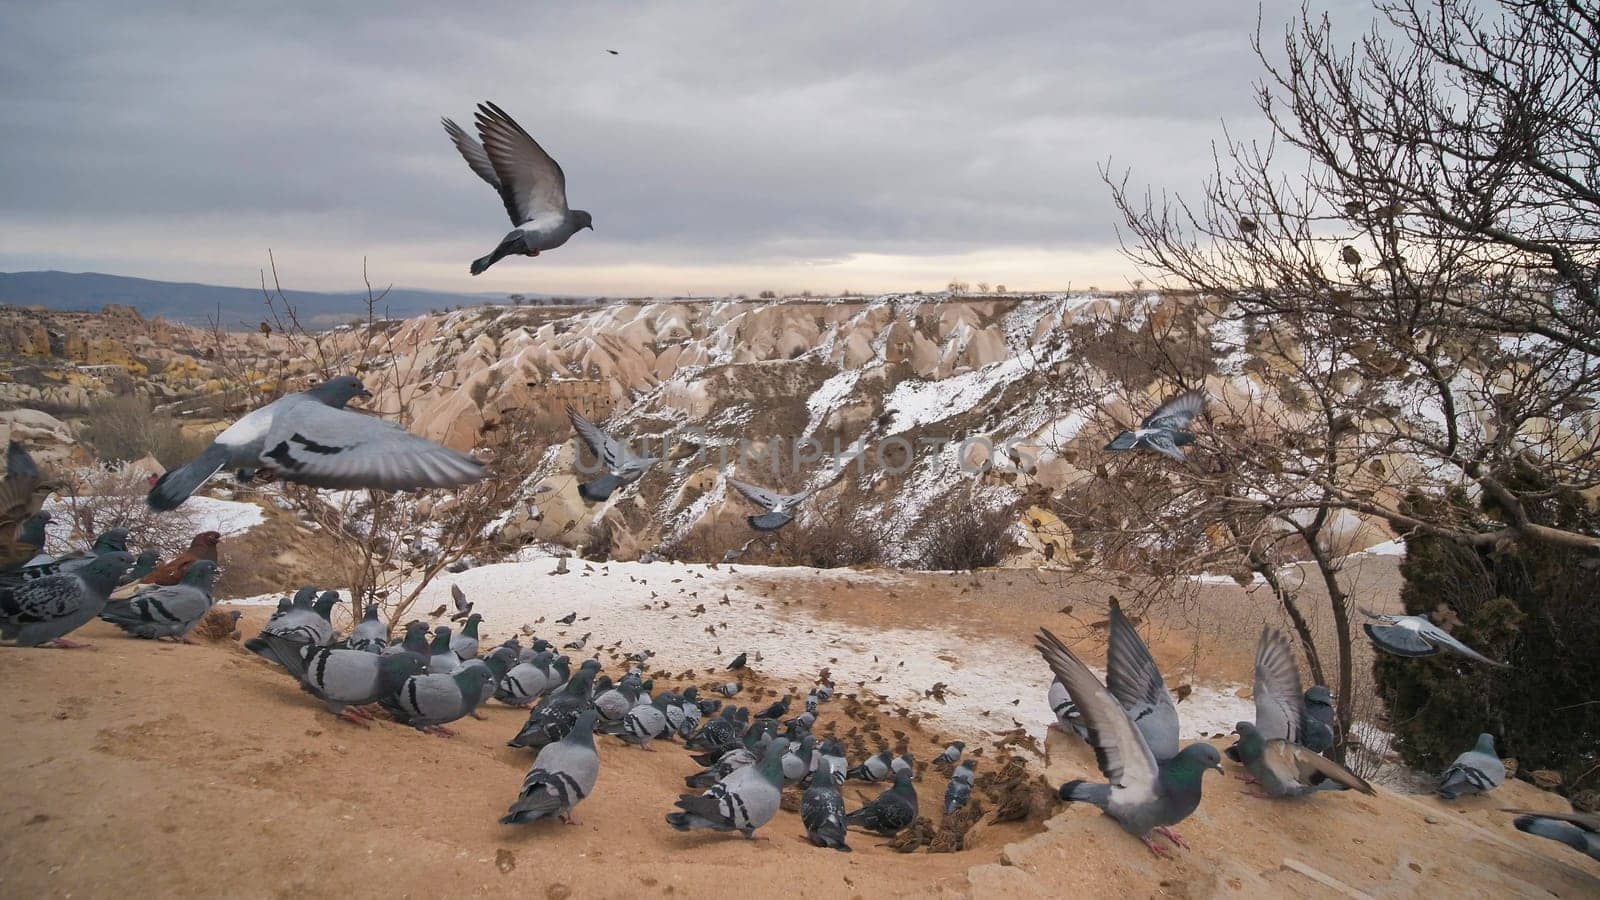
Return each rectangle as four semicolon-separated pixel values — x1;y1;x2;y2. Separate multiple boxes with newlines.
1210;762;1224;774
358;388;374;399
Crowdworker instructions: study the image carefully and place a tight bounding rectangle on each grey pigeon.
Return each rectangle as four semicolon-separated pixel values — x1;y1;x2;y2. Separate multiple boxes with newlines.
613;694;674;749
258;632;423;723
817;739;848;786
568;409;659;502
1436;733;1505;799
666;737;788;838
782;735;816;785
1036;627;1223;858
891;753;916;780
1505;809;1600;861
1362;609;1507;667
247;589;340;665
379;621;431;671
727;478;812;532
497;651;558;706
935;741;965;766
448;583;474;622
676;688;705;738
442;102;593;276
944;760;976;814
849;749;894;782
2;528;129;589
508;665;597;749
147;375;484;510
269;587;315;623
98;559;219;641
428;626;460;674
847;772;918;836
594;679;639;724
346;603;389;653
1105;599;1180;761
450;613;483;661
502;710;601;826
1050;677;1090;740
802;758;852;851
1104;390;1203;462
0;551;131;648
458;644;516;709
118;549;162;586
685;745;756;790
716;681;741;698
385;665;492;735
1300;685;1337;754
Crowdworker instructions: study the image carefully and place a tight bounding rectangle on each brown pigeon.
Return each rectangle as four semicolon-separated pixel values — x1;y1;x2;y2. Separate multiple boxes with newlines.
140;531;221;585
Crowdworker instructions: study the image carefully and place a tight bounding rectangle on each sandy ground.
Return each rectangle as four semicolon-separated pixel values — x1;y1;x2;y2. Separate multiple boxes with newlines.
3;556;1596;898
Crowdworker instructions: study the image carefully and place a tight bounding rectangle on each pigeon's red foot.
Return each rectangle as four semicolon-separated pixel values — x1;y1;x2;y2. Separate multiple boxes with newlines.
1233;773;1259;783
337;708;373;728
1140;835;1174;859
424;725;458;738
1155;826;1189;850
44;638;93;650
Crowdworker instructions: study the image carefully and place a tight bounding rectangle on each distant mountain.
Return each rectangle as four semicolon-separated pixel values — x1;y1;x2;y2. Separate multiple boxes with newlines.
0;270;536;326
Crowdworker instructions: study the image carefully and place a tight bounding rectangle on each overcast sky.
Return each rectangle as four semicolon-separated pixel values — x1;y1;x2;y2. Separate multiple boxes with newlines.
0;1;1376;296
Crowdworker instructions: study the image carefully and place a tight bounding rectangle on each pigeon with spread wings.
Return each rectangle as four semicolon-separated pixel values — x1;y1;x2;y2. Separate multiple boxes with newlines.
567;408;659;502
1361;609;1508;667
442;101;593;275
1104;390;1204;462
727;478;813;532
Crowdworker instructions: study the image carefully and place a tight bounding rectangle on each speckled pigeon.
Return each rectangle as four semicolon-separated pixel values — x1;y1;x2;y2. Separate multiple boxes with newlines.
802;758;852;851
0;551;131;648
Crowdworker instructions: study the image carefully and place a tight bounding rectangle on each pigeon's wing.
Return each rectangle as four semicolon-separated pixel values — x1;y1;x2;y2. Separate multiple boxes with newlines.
1105;601;1180;760
1500;809;1600;832
728;479;782;512
1419;621;1508;667
1363;623;1438;657
1;442;42;521
568;409;627;470
474;101;569;225
1142;431;1189;462
1035;628;1161;799
0;575;84;624
257;400;485;491
1141;390;1204;431
442;117;501;190
1253;627;1305;743
451;583;468;613
1267;740;1375;794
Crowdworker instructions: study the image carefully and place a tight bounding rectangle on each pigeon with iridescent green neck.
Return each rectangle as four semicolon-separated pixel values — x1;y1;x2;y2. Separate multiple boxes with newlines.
450;613;482;661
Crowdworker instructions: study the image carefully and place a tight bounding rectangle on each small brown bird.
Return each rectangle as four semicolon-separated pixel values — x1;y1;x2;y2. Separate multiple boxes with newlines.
1238;216;1258;234
1;442;54;570
1341;245;1362;266
140;531;221;585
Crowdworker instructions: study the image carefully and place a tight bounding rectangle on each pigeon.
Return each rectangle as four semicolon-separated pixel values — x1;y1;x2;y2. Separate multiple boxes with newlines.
346;603;390;653
258;632;424;723
891;753;916;780
727;478;812;532
676;687;705;738
613;694;675;749
147;376;484;511
568;409;658;502
935;742;965;767
849;749;894;783
117;548;161;586
556;612;578;625
1504;809;1600;861
2;510;51;574
1436;733;1505;799
428;626;460;674
451;613;483;661
385;665;493;735
1361;609;1508;667
685;745;756;790
666;737;788;838
139;531;220;585
98;559;220;642
0;551;131;648
1103;390;1203;462
755;696;789;721
269;588;315;623
727;652;747;671
944;760;976;814
448;583;473;622
1300;685;1337;754
847;773;918;836
802;758;852;851
563;631;591;651
441;101;593;276
380;621;432;671
458;644;517;709
246;589;340;665
508;665;597;749
1104;599;1180;761
502;710;601;826
594;679;641;724
497;651;558;706
1036;627;1223;858
1049;678;1089;740
2;528;129;588
817;739;848;786
782;735;817;785
716;681;741;698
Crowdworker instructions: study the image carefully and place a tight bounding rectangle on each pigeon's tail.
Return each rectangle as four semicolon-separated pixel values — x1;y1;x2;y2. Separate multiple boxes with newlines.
664;810;705;832
1513;815;1589;852
1103;431;1139;452
147;443;230;511
246;632;310;675
748;512;792;532
97;600;147;630
1058;779;1110;809
577;474;623;502
470;235;521;276
671;794;729;829
1436;763;1492;800
500;785;562;825
808;821;851;852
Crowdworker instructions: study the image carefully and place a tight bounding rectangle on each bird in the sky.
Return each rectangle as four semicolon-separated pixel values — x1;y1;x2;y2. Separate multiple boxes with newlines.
442;101;593;275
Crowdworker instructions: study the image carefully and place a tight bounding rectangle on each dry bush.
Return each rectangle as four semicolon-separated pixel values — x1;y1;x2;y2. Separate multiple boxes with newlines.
46;466;201;558
913;502;1019;571
78;394;212;469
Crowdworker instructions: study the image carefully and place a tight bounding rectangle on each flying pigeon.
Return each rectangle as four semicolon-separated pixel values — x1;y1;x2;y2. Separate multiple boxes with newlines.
1104;599;1180;761
346;603;390;653
140;531;220;585
1504;809;1600;861
451;613;483;661
384;665;493;735
0;551;132;648
567;409;658;502
727;478;812;532
448;583;473;621
502;710;601;826
1227;628;1374;798
1103;390;1204;462
257;631;424;723
441;101;593;276
802;758;852;851
1361;609;1507;667
665;737;788;838
1036;627;1223;858
943;760;977;815
98;559;220;642
147;376;484;511
847;772;918;836
1436;733;1505;799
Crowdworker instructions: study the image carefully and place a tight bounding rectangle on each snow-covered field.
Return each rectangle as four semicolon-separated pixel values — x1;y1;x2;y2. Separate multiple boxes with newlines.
43;495;264;543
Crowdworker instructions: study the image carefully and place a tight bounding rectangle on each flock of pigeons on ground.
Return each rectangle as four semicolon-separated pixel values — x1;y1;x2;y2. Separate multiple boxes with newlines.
1;263;1594;866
